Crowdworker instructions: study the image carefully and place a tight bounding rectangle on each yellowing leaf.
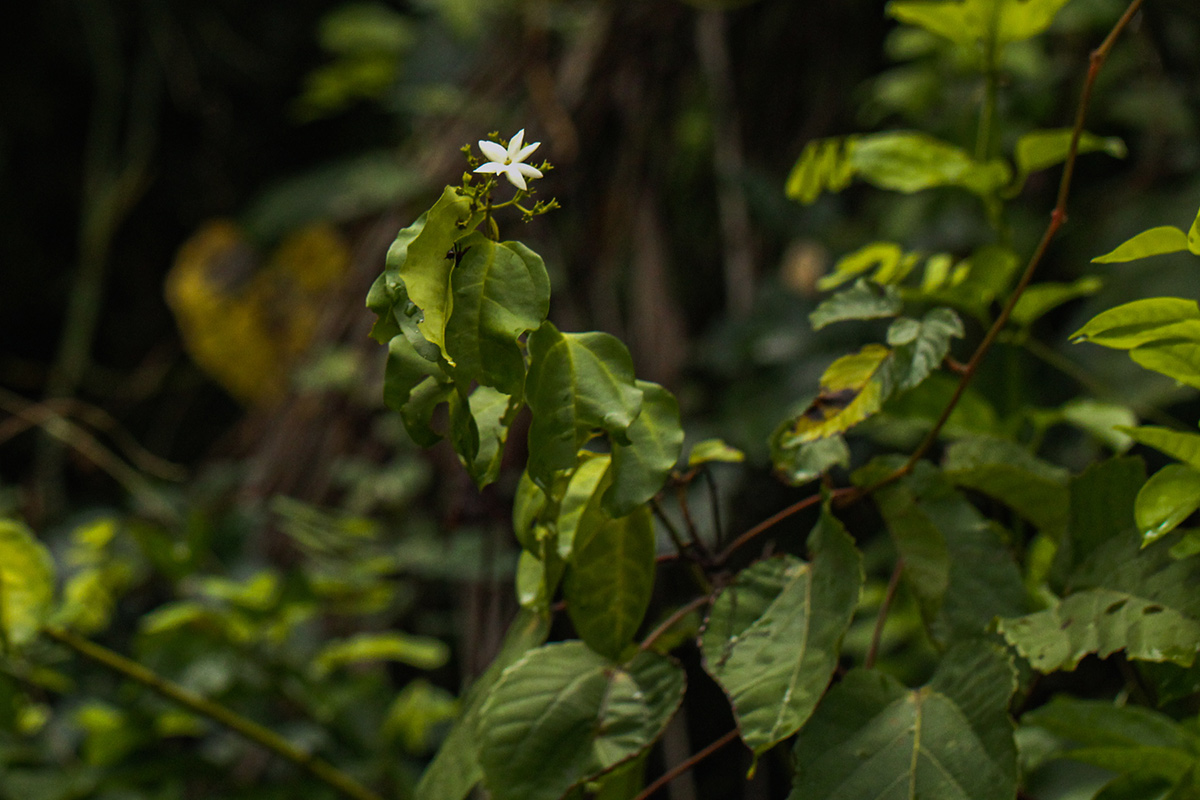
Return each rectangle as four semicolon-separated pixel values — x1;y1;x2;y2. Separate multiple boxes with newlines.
0;519;55;650
785;345;891;443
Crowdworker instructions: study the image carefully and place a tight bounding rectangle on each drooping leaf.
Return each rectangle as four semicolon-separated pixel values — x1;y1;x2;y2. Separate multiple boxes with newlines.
384;333;446;412
1010;276;1104;328
700;507;862;757
313;631;451;676
998;587;1200;671
1070;298;1200;349
1092;226;1191;264
789;642;1018;800
687;438;746;467
525;323;645;488
400;376;454;447
1136;464;1200;546
781;344;892;443
0;519;55;650
565;503;656;660
555;453;613;560
368;213;427;344
415;610;550;800
885;307;963;392
770;432;851;487
476;642;685;800
605;380;684;517
809;279;903;330
943;436;1069;536
443;234;550;395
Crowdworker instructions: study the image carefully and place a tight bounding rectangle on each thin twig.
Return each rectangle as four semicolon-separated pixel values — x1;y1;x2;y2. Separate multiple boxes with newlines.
651;497;692;558
675;483;712;562
632;727;741;800
701;468;725;547
45;627;383;800
865;558;905;670
640;594;712;652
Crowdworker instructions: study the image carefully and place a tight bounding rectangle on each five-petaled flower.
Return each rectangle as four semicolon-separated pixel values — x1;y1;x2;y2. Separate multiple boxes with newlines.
474;129;543;191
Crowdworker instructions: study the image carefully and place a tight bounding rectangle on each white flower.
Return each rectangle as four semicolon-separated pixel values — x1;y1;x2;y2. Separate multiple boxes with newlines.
474;129;543;190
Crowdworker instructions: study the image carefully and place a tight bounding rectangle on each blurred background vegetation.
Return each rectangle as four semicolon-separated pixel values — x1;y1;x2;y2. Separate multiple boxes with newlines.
2;0;1200;797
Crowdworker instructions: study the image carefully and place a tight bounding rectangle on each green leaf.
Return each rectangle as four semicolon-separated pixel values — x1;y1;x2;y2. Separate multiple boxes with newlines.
943;436;1069;536
400;376;454;447
555;453;613;559
450;385;519;489
700;506;862;757
1092;226;1191;263
998;587;1200;671
399;187;475;361
886;307;963;392
770;432;851;487
1123;426;1200;470
1070;298;1200;348
1010;276;1104;328
605;381;684;517
817;242;910;291
0;519;55;650
384;333;446;412
1136;464;1200;546
1190;206;1200;256
368;214;426;344
1012;129;1126;187
1055;398;1137;452
565;504;656;660
857;460;1029;641
687;438;746;467
888;0;1073;47
1056;457;1145;580
789;642;1018;800
313;631;451;676
1130;340;1200;389
477;642;685;800
809;279;903;330
850;131;1012;199
444;235;550;395
1024;698;1200;786
416;610;550;800
525;323;645;488
786;136;856;205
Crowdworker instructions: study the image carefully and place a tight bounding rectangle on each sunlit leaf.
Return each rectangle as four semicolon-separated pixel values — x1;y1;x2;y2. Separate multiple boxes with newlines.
1135;464;1200;547
314;631;451;676
1092;226;1190;264
809;279;903;330
605;381;684;517
416;610;550;800
786;136;856;205
789;642;1017;800
1070;298;1200;348
525;323;645;488
1055;398;1137;452
555;453;612;560
1012;129;1125;189
700;507;862;757
817;242;911;292
687;438;746;467
1130;340;1200;389
0;519;55;650
1122;426;1200;470
477;642;684;800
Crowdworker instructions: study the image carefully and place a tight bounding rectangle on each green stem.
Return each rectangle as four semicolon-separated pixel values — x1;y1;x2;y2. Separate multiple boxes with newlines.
45;627;383;800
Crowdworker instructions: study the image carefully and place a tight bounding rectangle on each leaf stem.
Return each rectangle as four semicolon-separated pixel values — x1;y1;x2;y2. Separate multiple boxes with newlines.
44;627;383;800
865;558;905;670
639;594;711;652
632;727;741;800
